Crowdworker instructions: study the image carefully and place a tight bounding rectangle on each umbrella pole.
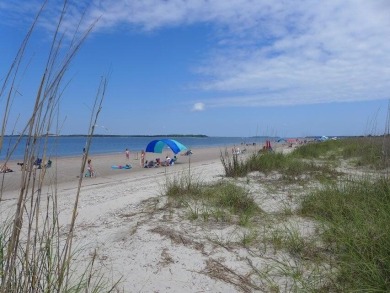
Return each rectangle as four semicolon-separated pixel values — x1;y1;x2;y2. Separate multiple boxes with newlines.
188;154;191;183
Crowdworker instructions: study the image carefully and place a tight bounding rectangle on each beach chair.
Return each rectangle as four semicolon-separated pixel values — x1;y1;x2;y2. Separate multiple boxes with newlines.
34;158;42;169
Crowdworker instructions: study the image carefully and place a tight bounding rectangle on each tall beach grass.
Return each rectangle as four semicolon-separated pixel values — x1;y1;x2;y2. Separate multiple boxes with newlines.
0;2;116;291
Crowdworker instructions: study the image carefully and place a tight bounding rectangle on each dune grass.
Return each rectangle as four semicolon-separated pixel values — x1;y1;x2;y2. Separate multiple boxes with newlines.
164;173;261;226
218;137;390;291
0;2;117;291
222;136;390;183
299;177;390;291
340;137;388;168
221;147;341;185
291;137;389;169
220;150;249;178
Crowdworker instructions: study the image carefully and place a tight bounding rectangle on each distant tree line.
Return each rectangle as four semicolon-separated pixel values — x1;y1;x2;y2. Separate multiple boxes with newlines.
3;134;208;138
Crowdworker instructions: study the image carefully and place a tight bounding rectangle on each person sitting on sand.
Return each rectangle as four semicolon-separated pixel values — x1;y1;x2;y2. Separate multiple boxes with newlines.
45;159;52;168
169;155;177;166
165;156;171;166
155;158;161;167
0;164;13;173
232;146;240;155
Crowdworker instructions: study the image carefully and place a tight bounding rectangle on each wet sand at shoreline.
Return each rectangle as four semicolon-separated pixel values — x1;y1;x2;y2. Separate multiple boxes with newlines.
1;144;262;200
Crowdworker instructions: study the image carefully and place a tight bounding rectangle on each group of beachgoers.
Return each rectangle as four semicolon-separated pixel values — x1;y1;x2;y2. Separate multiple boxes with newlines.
139;149;190;168
232;145;248;155
134;148;193;169
1;146;185;179
143;155;177;168
1;157;54;174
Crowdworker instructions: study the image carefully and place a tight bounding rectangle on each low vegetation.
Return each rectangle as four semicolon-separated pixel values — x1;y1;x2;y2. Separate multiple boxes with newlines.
164;173;262;226
222;146;341;185
292;136;390;169
299;177;390;291
163;136;390;291
220;151;249;178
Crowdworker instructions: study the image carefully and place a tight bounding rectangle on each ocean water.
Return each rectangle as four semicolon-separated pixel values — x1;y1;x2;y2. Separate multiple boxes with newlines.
1;136;267;160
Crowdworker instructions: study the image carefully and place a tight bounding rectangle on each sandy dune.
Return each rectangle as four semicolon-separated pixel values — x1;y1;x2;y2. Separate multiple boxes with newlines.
1;143;308;292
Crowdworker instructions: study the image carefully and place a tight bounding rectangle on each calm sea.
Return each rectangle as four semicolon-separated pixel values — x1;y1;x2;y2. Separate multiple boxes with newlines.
1;136;267;160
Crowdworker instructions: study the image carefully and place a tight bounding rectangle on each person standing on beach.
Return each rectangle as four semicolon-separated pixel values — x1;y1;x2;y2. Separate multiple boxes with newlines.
140;150;145;167
87;159;94;177
125;148;130;160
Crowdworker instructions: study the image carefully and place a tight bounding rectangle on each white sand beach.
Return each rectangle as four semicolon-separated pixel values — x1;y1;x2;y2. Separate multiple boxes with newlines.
1;143;303;292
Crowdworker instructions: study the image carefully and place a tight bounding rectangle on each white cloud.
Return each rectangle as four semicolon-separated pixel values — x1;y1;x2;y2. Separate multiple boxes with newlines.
192;0;390;106
192;102;205;112
3;0;390;107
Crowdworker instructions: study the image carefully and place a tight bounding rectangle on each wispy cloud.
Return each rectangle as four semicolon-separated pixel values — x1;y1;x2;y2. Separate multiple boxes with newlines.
4;0;390;107
194;1;390;106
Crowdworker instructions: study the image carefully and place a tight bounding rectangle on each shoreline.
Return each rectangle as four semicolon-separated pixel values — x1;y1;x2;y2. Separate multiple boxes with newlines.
1;144;265;200
0;136;264;161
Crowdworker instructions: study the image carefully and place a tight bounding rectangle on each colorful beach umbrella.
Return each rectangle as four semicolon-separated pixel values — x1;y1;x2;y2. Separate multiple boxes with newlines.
145;139;187;154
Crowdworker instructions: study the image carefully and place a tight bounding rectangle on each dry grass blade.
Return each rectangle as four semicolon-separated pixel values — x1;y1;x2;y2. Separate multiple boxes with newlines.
202;259;262;293
61;76;108;290
0;1;113;292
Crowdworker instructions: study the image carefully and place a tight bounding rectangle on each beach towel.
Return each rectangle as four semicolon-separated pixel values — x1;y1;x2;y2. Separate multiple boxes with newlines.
111;164;132;170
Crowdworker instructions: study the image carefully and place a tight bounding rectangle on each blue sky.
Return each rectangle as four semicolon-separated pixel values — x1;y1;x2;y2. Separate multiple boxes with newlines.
1;0;390;137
